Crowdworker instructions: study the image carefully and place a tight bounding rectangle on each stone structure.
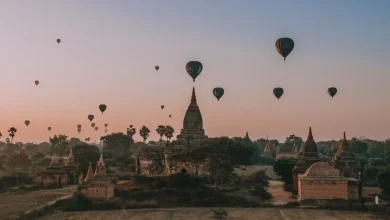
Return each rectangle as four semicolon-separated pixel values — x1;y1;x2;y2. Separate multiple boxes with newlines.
34;154;68;188
298;162;359;202
136;87;208;176
80;152;114;199
331;132;360;178
292;127;321;195
261;136;274;161
62;146;79;184
276;142;299;160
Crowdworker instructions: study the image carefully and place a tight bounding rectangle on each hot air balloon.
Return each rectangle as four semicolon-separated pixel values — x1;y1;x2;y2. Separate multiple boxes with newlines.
155;66;159;71
273;87;284;100
99;104;107;113
95;127;98;131
88;115;94;122
77;124;82;129
275;38;294;61
161;105;164;110
56;39;61;44
34;80;39;86
77;128;81;133
186;61;203;82
25;120;30;127
91;123;95;128
169;114;172;118
104;129;108;133
328;87;337;98
213;87;225;101
48;127;52;131
104;123;108;128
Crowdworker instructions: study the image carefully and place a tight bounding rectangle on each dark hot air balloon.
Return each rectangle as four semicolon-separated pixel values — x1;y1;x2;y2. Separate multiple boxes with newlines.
95;127;99;131
77;124;82;129
104;123;108;127
88;115;94;122
77;128;81;133
328;87;337;98
91;123;95;128
186;61;203;82
56;39;61;44
99;104;107;113
169;114;172;118
48;127;52;131
35;80;39;86
104;129;108;133
161;105;164;110
155;66;159;71
25;120;30;127
273;87;284;100
213;87;225;101
275;38;294;61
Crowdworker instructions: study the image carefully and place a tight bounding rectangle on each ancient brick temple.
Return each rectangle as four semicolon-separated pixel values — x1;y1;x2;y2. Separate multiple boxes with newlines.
298;162;359;202
80;152;114;199
292;127;321;195
331;132;360;178
62;146;79;184
136;87;208;176
34;154;68;188
262;136;274;160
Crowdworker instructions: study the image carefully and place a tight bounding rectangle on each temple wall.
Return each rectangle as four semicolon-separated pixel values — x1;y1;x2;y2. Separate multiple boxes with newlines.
348;184;359;200
81;184;114;199
298;179;348;200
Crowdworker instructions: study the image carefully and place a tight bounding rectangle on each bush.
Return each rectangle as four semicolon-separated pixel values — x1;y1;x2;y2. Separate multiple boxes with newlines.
62;192;91;211
211;207;228;219
249;188;272;200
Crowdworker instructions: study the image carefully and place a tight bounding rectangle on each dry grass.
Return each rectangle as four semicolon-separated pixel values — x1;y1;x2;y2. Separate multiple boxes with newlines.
40;207;385;220
0;186;75;219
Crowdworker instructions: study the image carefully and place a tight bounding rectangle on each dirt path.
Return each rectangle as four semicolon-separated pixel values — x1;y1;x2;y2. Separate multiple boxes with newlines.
267;180;294;205
0;186;76;219
41;208;384;220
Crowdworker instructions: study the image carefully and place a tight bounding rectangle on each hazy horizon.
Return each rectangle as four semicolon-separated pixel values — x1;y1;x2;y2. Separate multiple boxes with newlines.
1;1;389;143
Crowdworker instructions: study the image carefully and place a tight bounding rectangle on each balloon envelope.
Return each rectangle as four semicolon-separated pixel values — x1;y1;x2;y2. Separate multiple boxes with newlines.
95;127;98;131
99;104;107;113
161;105;164;110
56;39;61;44
213;87;225;101
88;115;94;122
35;80;39;86
273;88;284;100
104;129;108;133
77;128;81;133
186;61;203;82
77;124;82;129
275;38;294;60
48;127;52;131
25;120;30;126
91;123;95;128
155;66;159;71
169;114;172;118
104;123;108;127
328;87;337;98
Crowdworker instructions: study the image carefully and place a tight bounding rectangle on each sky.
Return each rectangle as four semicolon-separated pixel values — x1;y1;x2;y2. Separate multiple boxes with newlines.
0;0;389;143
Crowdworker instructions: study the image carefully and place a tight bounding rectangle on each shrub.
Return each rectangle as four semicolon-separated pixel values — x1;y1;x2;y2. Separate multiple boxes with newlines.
62;192;91;211
211;207;228;219
249;188;272;200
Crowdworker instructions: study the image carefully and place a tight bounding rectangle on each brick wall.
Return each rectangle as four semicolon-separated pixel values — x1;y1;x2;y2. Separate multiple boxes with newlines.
299;180;348;200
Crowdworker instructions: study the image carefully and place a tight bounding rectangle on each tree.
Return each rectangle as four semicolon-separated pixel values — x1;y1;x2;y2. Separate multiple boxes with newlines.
73;144;101;175
49;134;69;156
350;138;369;155
84;137;91;143
156;125;166;145
377;165;390;194
273;157;297;184
139;126;150;143
69;137;82;146
127;125;136;141
100;132;131;155
280;135;303;152
171;137;255;190
8;127;17;145
164;125;175;141
385;139;390;164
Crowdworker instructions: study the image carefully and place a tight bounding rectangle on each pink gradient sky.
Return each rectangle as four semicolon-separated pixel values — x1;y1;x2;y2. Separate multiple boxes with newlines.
0;1;389;143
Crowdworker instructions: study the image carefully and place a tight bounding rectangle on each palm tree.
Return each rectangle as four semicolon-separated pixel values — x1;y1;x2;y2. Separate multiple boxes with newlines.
164;125;175;141
8;127;17;145
127;125;136;141
156;125;166;146
139;126;150;143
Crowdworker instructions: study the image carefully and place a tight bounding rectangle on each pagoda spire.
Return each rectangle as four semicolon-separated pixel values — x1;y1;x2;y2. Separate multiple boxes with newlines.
65;146;74;166
49;154;58;167
191;87;197;104
308;126;313;140
343;131;346;140
245;131;249;139
84;162;94;182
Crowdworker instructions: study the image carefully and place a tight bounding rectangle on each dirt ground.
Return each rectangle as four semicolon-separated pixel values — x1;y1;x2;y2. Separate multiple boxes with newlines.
267;180;295;205
234;165;279;180
0;186;75;219
41;207;385;220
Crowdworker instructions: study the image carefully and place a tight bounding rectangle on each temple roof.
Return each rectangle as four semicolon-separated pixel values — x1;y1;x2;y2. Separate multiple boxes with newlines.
49;154;59;168
302;162;340;177
302;127;318;153
264;136;272;153
183;87;203;130
331;132;359;170
65;146;75;167
84;162;94;182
